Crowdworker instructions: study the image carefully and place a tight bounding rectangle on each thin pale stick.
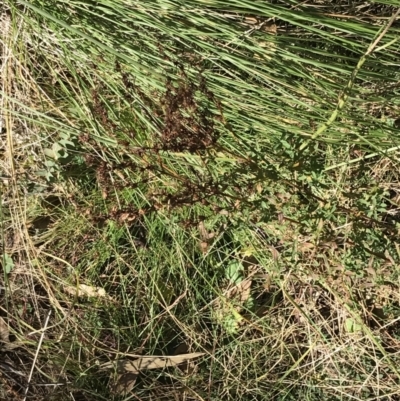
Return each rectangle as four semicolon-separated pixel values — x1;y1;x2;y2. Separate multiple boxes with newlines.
23;310;52;401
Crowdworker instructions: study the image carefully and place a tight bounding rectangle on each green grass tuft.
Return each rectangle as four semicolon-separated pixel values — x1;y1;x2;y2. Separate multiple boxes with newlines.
1;1;400;400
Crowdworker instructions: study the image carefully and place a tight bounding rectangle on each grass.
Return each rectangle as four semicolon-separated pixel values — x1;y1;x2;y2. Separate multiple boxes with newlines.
1;0;400;400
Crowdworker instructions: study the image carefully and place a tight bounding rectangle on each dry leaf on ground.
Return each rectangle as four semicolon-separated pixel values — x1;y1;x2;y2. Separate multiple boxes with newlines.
198;221;215;254
107;352;205;395
64;283;109;299
198;221;215;241
226;279;252;305
103;353;205;373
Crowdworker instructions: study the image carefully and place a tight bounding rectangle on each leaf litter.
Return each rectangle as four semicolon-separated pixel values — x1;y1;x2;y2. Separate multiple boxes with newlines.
104;352;205;395
64;283;110;299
